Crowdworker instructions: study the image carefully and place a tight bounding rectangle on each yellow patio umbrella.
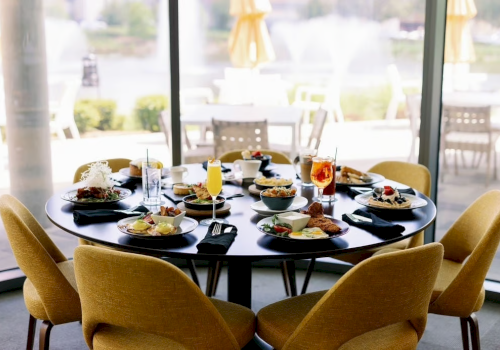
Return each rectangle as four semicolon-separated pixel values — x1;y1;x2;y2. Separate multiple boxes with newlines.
228;0;276;68
445;0;477;64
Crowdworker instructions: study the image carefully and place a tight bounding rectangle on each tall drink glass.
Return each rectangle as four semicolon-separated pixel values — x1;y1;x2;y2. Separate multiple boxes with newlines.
322;159;337;202
200;160;228;226
310;157;334;203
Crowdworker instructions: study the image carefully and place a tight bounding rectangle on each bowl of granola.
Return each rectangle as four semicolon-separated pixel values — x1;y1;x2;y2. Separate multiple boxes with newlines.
260;187;297;210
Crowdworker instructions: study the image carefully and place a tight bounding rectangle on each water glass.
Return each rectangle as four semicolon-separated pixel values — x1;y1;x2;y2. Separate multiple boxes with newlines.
142;161;162;206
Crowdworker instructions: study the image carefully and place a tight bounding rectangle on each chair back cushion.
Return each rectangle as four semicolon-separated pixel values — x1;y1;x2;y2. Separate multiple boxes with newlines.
0;194;81;324
432;190;500;316
368;161;431;197
282;243;443;350
74;246;240;350
212;119;269;158
442;105;491;133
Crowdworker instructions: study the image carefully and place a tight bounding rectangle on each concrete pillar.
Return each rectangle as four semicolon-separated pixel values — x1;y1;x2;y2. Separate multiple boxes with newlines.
0;0;53;226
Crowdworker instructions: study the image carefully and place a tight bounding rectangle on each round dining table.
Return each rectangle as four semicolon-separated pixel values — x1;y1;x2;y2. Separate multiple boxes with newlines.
46;164;436;308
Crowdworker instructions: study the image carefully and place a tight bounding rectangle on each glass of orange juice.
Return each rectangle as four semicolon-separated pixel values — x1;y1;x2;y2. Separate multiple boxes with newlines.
310;156;334;203
201;159;228;226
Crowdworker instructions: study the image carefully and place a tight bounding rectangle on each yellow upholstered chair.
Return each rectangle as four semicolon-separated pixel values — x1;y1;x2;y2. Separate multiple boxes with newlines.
219;149;292;164
301;161;431;294
74;246;256;350
375;190;500;350
257;243;443;350
0;194;81;349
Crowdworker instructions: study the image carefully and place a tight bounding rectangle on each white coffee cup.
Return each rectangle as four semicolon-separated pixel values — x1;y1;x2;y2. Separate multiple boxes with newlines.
170;166;189;183
233;159;261;179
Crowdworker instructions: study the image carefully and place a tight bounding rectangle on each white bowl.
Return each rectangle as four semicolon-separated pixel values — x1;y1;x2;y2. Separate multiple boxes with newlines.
276;212;311;232
151;211;186;227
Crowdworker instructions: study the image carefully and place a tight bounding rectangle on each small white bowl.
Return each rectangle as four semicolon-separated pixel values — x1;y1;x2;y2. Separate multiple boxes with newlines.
276;212;311;232
151;211;186;227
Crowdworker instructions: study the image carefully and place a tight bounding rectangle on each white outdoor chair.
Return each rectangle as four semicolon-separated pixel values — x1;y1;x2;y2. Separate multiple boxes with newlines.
50;79;80;140
212;119;269;158
292;83;344;124
441;105;499;186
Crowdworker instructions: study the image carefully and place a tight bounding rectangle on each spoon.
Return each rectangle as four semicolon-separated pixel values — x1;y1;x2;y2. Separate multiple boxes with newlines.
373;187;384;198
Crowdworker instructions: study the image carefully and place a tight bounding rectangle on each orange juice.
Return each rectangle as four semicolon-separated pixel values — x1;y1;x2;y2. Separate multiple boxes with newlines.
311;159;334;189
206;160;222;197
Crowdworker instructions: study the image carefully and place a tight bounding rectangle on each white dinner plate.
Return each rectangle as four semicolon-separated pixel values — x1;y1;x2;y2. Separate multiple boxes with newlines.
355;192;428;211
117;216;198;239
250;196;309;216
336;172;385;186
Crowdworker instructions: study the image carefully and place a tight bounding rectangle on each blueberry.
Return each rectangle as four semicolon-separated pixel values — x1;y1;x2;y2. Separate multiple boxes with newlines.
402;198;407;202
378;198;384;202
372;193;377;198
385;199;392;204
396;200;403;204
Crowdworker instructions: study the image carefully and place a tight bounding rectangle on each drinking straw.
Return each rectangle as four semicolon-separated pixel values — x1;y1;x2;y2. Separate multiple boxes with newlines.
145;149;150;199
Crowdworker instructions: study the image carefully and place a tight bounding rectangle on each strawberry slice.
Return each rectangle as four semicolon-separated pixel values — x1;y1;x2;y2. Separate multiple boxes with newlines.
384;186;394;196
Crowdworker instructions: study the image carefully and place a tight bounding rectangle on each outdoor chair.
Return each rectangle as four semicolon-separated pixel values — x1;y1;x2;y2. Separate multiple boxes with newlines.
441;105;498;186
74;246;255;350
374;190;500;350
212;119;269;158
257;243;443;350
301;161;431;294
0;194;81;350
406;94;421;163
292;84;344;124
49;79;81;140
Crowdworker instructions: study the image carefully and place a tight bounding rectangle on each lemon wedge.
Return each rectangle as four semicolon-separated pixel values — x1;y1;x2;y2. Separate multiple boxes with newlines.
155;161;163;169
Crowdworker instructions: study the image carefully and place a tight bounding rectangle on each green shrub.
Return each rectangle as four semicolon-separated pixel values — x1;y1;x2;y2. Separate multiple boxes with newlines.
74;99;119;133
74;102;100;133
134;95;168;132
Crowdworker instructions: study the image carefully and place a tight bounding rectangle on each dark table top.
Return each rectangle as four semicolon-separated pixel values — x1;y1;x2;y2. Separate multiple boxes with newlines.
46;164;436;262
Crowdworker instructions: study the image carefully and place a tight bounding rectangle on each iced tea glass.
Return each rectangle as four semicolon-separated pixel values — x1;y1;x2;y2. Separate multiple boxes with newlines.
322;160;337;202
310;157;334;203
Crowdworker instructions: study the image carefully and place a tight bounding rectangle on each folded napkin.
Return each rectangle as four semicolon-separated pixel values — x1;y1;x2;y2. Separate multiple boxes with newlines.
342;209;405;238
347;186;416;198
114;177;139;191
202;161;231;173
73;205;150;225
197;222;237;254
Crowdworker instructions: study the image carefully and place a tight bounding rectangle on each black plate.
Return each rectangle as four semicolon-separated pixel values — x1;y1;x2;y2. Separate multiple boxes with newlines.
182;194;225;210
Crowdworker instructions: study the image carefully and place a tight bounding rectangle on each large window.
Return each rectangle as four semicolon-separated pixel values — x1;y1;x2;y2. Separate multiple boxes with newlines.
436;0;500;281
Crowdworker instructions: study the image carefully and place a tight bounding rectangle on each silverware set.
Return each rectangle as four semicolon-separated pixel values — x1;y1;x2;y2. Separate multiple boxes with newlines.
346;213;373;223
212;223;233;236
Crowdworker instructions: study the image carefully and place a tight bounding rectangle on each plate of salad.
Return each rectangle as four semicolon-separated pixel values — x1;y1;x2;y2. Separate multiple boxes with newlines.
256;215;349;241
61;187;132;205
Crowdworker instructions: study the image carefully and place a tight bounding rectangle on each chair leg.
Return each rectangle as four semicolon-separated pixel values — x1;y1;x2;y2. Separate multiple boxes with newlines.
206;261;222;297
281;260;297;297
279;261;291;297
26;314;37;350
39;320;53;350
468;313;480;350
460;317;470;350
211;261;222;296
301;258;316;295
186;259;200;288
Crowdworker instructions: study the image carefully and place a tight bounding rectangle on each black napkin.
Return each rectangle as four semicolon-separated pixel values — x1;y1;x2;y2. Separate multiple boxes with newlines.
202;161;231;173
114;178;139;191
342;209;405;238
162;189;184;204
196;222;237;254
73;205;150;225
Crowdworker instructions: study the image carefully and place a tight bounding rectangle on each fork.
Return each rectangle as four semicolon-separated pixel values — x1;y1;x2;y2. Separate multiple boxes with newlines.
212;223;222;236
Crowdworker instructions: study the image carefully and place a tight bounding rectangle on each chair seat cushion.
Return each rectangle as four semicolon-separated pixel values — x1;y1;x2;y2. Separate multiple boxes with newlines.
91;298;254;350
23;278;48;321
257;291;419;350
93;324;187;350
338;321;418;350
257;291;326;349
23;260;79;322
430;258;462;304
209;298;256;348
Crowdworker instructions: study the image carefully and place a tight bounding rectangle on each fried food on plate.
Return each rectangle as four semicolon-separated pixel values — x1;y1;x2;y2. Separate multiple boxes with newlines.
301;202;341;234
